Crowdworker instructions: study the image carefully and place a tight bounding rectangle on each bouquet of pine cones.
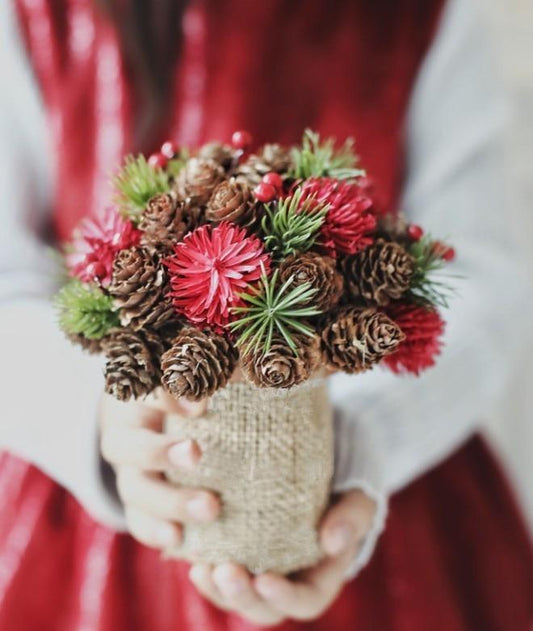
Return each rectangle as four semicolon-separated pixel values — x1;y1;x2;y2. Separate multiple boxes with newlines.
55;130;455;573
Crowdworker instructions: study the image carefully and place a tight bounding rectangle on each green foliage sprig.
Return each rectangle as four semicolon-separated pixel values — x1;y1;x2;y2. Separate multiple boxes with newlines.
113;155;170;220
229;270;322;355
55;280;119;340
261;189;328;261
408;237;455;308
289;129;365;180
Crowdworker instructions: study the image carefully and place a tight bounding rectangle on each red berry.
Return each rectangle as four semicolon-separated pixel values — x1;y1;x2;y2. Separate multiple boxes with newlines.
262;172;283;191
407;224;424;241
254;182;277;202
442;246;456;262
86;261;107;280
148;152;168;169
161;141;178;159
231;130;253;150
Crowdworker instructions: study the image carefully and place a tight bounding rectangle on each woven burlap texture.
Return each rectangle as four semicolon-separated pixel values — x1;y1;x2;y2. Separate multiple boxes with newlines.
164;378;333;574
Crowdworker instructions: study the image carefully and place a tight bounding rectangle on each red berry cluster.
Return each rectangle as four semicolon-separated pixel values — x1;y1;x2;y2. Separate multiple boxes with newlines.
148;140;180;170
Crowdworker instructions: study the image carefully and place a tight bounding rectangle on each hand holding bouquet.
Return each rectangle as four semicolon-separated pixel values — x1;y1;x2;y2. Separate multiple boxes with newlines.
56;130;454;573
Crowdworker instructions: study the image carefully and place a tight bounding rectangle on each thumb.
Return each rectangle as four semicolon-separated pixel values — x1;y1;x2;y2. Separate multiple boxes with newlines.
320;490;376;557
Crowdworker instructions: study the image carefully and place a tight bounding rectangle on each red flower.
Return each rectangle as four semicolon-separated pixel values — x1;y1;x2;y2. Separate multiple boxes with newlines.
383;303;445;375
166;222;270;329
67;207;140;285
298;177;377;256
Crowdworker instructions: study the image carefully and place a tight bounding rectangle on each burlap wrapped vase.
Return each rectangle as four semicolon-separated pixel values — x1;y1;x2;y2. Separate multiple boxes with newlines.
164;378;334;574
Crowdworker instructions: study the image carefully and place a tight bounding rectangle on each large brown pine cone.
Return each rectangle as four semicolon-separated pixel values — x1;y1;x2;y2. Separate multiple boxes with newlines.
341;239;415;306
321;307;405;373
279;253;343;312
103;328;164;401
205;178;258;227
197;142;236;170
161;327;238;401
235;143;292;186
139;193;202;251
242;333;321;389
176;158;225;205
108;246;175;330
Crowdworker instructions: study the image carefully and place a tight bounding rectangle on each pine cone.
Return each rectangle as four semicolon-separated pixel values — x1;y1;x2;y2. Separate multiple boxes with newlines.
375;213;410;246
156;318;185;350
103;328;164;401
341;239;415;306
279;252;343;312
139;193;202;251
205;178;258;227
242;333;321;389
161;327;238;401
235;143;292;186
197;142;236;170
108;246;175;330
64;331;105;355
321;307;404;373
176;158;225;205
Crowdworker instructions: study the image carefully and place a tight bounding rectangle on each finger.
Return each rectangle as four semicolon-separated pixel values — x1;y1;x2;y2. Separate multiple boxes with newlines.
125;506;181;549
100;393;166;431
189;564;230;611
212;563;285;626
116;467;220;523
320;490;376;556
101;424;201;472
146;389;207;418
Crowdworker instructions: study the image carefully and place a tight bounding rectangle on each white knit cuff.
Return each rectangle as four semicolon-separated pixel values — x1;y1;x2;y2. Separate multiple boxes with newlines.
332;408;389;578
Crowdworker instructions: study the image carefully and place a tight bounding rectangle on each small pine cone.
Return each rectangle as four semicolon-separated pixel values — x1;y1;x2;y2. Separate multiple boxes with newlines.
64;331;105;355
109;246;175;330
279;252;343;312
375;213;411;246
235;143;292;186
161;327;238;401
241;333;321;389
205;178;258;227
103;328;164;401
321;307;405;373
139;193;202;251
156;318;185;350
341;239;415;306
197;142;236;170
176;158;225;205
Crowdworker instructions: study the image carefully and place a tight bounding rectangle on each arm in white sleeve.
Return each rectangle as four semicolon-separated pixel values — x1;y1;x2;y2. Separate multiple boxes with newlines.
0;2;125;530
331;0;531;575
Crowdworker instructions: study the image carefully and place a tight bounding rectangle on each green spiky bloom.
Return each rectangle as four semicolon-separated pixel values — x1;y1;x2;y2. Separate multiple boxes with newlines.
261;189;328;260
229;270;322;355
289;129;366;180
113;154;170;220
55;280;119;340
408;236;455;308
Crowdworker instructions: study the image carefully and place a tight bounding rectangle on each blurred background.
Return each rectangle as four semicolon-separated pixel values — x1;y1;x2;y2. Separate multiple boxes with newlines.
482;0;533;529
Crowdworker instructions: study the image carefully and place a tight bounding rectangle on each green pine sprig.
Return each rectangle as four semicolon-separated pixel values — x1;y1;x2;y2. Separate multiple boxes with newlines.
408;236;456;308
55;279;119;340
113;154;170;220
229;270;322;356
289;129;366;180
261;189;328;261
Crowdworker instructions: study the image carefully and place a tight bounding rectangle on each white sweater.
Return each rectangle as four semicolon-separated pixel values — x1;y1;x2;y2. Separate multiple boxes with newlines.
1;0;530;573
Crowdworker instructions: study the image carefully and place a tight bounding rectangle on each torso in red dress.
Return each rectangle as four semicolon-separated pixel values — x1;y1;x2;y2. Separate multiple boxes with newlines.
2;1;533;629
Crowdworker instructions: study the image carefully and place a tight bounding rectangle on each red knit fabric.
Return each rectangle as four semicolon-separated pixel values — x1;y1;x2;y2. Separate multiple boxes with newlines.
6;0;533;629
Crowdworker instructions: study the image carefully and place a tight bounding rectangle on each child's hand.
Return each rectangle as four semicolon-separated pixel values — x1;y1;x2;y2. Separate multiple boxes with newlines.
99;390;220;549
188;490;376;626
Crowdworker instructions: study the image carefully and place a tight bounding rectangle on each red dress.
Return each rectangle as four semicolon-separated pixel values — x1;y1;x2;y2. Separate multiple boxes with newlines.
3;0;533;629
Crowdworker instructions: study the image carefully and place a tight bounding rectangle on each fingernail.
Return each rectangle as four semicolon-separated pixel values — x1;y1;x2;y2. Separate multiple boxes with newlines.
323;523;352;555
168;440;199;469
255;575;280;599
214;566;246;596
187;495;217;521
189;565;204;583
157;523;178;547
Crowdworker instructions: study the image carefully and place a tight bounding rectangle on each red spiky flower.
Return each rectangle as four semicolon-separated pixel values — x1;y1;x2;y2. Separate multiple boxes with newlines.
165;222;270;329
298;177;377;256
67;207;140;285
383;303;445;375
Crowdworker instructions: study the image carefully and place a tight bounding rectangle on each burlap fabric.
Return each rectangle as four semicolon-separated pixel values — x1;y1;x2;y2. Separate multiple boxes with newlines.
164;378;334;574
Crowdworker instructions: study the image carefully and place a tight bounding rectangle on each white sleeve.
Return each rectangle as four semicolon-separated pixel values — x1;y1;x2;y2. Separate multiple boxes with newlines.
331;0;531;575
0;1;125;530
